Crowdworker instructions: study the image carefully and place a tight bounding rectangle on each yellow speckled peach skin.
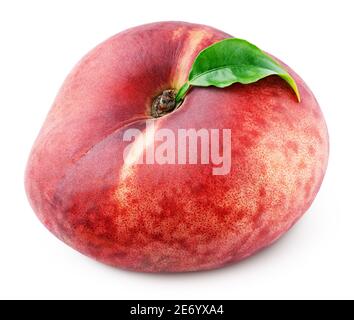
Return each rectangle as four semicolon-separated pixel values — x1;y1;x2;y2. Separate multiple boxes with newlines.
25;22;328;272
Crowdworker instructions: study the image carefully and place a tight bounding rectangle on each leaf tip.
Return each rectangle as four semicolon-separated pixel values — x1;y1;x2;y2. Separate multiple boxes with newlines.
291;81;301;103
281;74;301;103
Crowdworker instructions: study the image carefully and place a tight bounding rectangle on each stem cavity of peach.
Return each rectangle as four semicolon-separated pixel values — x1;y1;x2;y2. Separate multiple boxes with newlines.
151;89;177;118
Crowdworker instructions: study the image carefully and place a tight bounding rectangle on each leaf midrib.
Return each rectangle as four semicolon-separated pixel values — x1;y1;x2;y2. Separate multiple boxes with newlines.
190;64;280;83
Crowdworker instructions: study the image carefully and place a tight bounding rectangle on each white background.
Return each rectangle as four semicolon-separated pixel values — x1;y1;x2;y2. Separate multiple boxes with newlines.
0;0;353;300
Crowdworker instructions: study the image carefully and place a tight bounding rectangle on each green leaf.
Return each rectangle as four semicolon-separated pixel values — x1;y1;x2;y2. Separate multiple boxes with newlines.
175;38;300;103
175;82;190;103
